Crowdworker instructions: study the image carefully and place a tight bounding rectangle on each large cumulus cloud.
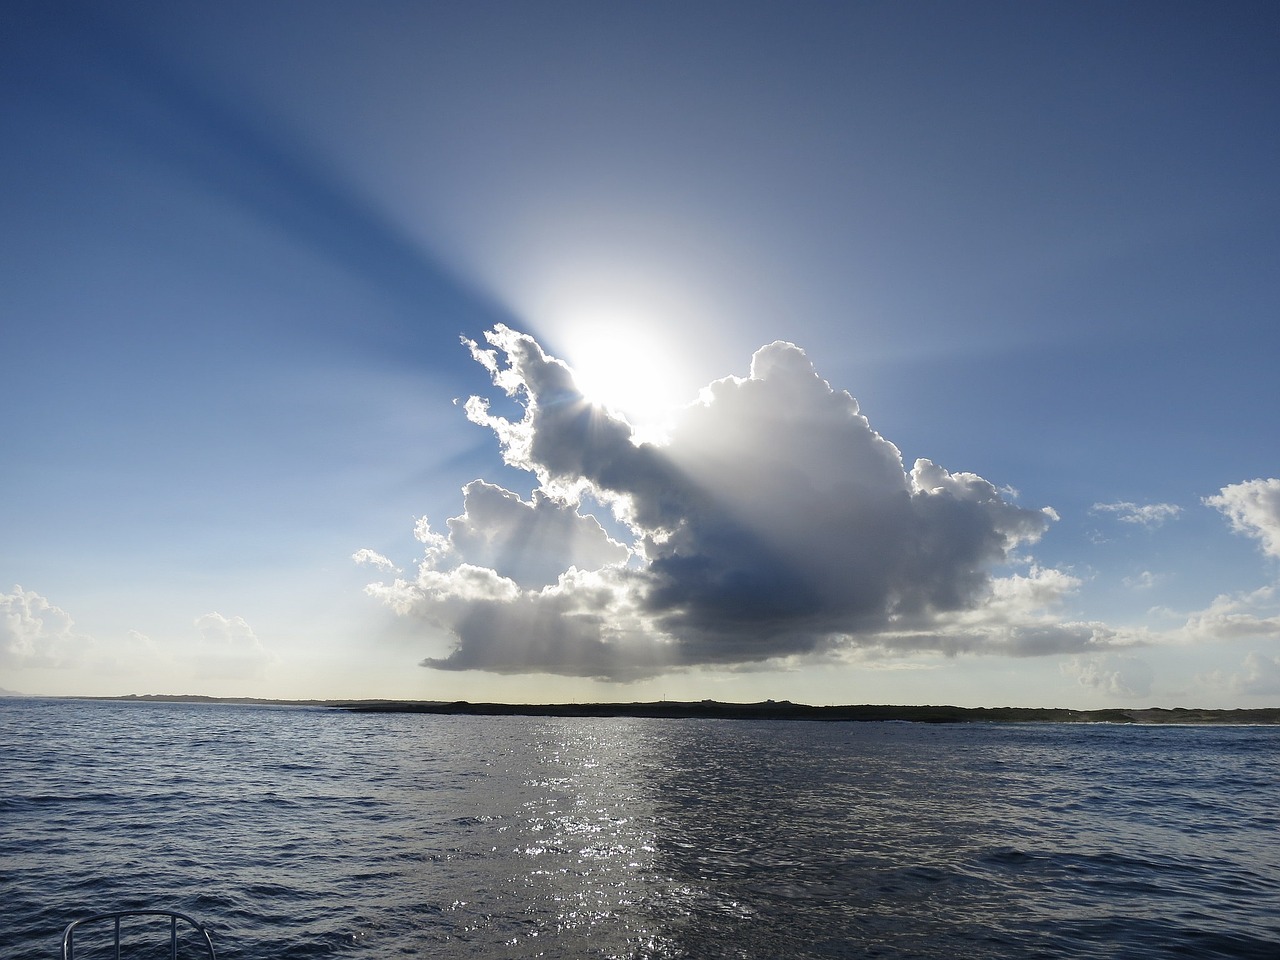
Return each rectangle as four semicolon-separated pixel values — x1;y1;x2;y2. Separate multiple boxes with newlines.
361;326;1088;680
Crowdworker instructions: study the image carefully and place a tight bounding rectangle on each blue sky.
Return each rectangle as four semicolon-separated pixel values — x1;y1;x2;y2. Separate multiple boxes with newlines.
3;0;1279;706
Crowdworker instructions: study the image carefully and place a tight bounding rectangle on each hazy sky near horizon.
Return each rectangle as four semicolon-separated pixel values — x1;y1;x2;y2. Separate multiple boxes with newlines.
3;0;1279;707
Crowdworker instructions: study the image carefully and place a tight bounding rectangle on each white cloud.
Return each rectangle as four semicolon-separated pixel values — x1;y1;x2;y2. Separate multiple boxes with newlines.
1178;585;1280;644
0;586;92;668
1205;478;1280;558
192;612;274;680
352;548;399;572
362;327;1119;680
1090;501;1182;528
1062;654;1155;699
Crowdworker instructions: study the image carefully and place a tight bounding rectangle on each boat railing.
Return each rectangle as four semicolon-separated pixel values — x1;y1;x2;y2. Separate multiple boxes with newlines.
62;909;217;960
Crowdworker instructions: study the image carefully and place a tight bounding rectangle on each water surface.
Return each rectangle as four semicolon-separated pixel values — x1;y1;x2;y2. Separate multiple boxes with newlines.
2;698;1277;958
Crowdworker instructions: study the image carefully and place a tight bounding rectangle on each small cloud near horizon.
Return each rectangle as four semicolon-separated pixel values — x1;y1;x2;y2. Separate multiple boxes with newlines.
192;612;275;680
1062;654;1155;699
0;585;92;669
1232;652;1280;696
0;587;274;685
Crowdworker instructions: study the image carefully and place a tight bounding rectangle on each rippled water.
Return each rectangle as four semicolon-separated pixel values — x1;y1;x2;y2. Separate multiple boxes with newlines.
2;698;1278;959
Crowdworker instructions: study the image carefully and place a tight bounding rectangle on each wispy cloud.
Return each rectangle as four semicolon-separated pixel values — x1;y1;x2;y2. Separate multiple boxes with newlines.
352;548;399;573
361;327;1121;681
1090;501;1182;528
1123;570;1161;590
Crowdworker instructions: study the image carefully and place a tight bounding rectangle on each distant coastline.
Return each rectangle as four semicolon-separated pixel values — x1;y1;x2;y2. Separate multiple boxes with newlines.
36;693;1280;724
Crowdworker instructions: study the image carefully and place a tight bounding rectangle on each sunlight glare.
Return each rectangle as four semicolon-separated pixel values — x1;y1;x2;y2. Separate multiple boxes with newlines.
559;316;691;444
486;238;724;445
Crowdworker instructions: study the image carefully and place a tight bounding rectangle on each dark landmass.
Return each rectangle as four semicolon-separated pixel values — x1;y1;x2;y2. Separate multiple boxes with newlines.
332;699;1280;725
48;694;1280;723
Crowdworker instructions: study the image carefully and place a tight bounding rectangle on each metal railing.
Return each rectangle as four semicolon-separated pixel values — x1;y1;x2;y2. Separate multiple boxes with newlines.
62;909;217;960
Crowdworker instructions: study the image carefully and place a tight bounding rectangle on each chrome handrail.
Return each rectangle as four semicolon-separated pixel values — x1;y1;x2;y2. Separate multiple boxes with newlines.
62;909;216;960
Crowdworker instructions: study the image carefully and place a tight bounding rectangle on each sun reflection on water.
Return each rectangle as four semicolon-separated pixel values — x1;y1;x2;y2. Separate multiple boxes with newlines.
489;721;670;956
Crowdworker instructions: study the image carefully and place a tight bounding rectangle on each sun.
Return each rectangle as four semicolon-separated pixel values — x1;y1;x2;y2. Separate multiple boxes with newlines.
497;249;715;443
557;317;693;444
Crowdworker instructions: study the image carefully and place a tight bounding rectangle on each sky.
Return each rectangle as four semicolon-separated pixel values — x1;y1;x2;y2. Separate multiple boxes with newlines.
3;0;1279;708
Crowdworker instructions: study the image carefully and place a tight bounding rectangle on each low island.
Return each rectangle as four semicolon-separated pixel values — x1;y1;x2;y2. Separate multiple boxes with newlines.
332;699;1280;724
54;694;1280;723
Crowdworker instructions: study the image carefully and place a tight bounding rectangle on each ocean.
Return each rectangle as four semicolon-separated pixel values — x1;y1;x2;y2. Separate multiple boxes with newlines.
2;698;1277;959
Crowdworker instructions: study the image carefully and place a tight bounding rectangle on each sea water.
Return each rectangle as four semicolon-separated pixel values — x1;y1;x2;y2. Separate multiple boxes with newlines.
2;697;1277;959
